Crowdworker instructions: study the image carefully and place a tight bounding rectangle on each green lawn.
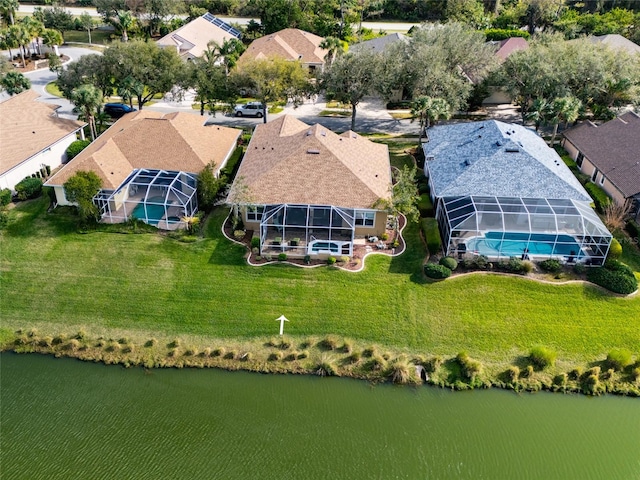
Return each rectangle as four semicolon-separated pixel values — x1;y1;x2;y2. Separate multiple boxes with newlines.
1;198;638;364
63;29;113;45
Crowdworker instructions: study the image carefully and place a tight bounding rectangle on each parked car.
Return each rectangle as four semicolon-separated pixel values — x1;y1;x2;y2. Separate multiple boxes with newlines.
104;103;137;118
234;102;265;118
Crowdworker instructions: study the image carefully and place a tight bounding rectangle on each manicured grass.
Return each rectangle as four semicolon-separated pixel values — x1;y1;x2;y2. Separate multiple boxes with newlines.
63;29;113;45
1;197;639;366
45;81;64;98
318;110;350;117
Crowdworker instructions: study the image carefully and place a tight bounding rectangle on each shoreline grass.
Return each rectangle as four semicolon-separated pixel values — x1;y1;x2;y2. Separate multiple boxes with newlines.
1;197;639;396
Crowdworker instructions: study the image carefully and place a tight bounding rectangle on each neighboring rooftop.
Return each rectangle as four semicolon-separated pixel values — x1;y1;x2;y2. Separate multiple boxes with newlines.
46;111;241;190
563;111;640;198
423;120;591;202
490;37;529;61
588;34;640;55
156;13;240;59
0;90;85;176
227;115;391;209
238;28;328;65
350;33;407;53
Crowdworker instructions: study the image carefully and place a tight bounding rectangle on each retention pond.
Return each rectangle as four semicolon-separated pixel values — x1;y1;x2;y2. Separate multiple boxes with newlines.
1;353;639;479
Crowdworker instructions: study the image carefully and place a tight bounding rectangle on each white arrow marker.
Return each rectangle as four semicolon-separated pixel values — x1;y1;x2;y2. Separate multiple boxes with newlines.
275;315;289;336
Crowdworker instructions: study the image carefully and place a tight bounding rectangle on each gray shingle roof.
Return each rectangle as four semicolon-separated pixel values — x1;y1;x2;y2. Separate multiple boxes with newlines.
563;112;640;198
422;121;591;202
350;33;407;53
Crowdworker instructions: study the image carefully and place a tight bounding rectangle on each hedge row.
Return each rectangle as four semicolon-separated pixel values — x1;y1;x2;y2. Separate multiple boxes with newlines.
484;28;531;41
584;182;611;213
587;260;638;295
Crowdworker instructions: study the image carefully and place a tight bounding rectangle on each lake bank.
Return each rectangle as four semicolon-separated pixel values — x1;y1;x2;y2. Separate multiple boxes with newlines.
3;325;639;397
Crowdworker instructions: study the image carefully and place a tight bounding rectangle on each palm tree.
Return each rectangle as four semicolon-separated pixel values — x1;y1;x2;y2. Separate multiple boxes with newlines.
42;28;63;54
118;11;133;42
20;16;43;56
0;27;17;61
117;75;143;108
319;36;346;67
207;38;245;77
70;84;102;141
525;98;551;132
411;96;452;144
549;96;581;147
0;70;30;95
8;24;29;68
0;0;18;26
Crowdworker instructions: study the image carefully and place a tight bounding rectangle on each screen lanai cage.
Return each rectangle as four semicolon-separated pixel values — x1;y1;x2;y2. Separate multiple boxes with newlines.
94;169;198;230
256;204;372;257
436;196;612;264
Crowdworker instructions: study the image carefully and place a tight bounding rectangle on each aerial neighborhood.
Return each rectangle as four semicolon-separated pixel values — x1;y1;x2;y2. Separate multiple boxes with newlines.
1;0;640;398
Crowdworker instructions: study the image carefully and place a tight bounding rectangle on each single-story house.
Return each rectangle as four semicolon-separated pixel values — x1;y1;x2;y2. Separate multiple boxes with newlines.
482;37;529;105
237;28;328;74
45;111;241;229
226;115;392;257
423;120;612;264
562;111;640;207
0;90;86;191
587;34;640;55
156;13;241;60
350;33;407;54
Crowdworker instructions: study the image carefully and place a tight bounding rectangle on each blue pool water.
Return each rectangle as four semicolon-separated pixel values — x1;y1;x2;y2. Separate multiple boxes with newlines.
466;232;584;258
131;197;169;225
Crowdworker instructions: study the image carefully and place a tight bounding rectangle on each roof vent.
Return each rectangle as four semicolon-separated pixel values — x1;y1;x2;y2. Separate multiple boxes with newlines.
496;140;503;146
321;131;326;136
425;155;435;162
306;130;312;136
505;147;519;153
307;149;320;154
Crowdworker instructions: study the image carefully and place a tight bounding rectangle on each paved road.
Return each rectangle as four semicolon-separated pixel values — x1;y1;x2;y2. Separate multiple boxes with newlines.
22;46;100;118
17;5;420;32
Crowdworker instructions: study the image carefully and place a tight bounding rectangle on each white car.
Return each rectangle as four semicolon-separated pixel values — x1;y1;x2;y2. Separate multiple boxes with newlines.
234;102;265;117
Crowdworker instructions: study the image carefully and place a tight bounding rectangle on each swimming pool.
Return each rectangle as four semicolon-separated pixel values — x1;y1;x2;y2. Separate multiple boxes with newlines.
131;197;171;225
465;232;584;258
308;240;351;255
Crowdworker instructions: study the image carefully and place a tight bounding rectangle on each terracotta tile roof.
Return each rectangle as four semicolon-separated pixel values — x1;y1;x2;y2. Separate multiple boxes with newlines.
0;90;85;175
46;111;241;190
156;15;240;58
228;115;391;209
238;29;328;66
563;112;640;198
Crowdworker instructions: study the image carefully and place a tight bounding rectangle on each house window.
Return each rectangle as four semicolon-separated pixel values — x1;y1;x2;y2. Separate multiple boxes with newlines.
599;174;605;186
576;153;584;168
591;169;599;183
246;206;264;222
355;211;375;227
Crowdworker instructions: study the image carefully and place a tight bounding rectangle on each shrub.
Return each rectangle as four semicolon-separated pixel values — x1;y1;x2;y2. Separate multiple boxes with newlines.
456;351;482;381
223;350;236;360
341;341;352;354
318;336;338;351
569;367;583;380
484;28;530;41
525;365;534;377
631;367;640;382
278;253;287;261
339;255;350;264
212;347;225;357
439;256;458;271
251;247;259;254
380;232;389;241
424;263;451;279
303;255;311;265
0;188;11;206
233;230;245;240
417;193;434;217
268;351;282;361
606;349;632;371
587;260;638;294
554;373;568;386
529;346;556;369
421;218;441;255
362;347;376;358
423;355;442;373
506;256;526;273
388;359;415;384
506;366;520;383
539;259;562;273
345;351;361;364
15;177;43;200
327;256;336;265
365;355;387;372
290;238;300;246
607;238;622;260
573;263;586;275
582;374;602;395
66;139;91;160
251;236;260;249
584;182;610;213
315;358;337;376
297;350;308;359
522;260;534;273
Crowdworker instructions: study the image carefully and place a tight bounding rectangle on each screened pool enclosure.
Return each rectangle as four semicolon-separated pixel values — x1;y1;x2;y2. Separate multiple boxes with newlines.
94;169;198;230
436;196;611;263
256;204;369;256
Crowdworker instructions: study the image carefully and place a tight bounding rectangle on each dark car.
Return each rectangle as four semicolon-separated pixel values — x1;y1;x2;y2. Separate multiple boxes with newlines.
104;103;137;118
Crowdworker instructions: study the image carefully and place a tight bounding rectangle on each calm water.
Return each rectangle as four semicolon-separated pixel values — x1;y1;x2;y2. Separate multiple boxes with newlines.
1;353;639;480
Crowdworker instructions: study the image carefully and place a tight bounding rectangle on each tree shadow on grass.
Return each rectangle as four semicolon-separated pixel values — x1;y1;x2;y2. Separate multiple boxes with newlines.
4;198;77;238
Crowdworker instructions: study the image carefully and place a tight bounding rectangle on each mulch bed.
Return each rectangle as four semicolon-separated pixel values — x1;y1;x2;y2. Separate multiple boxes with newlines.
10;55;70;73
224;214;406;271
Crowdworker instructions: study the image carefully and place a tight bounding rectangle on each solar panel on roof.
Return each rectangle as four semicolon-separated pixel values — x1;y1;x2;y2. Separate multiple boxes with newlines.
202;12;241;38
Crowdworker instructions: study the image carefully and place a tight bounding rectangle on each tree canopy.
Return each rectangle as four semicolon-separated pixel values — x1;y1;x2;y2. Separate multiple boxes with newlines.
0;70;30;95
63;171;103;224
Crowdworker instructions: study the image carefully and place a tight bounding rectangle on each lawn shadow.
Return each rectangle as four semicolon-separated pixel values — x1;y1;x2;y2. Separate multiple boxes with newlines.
208;237;247;266
4;199;77;238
